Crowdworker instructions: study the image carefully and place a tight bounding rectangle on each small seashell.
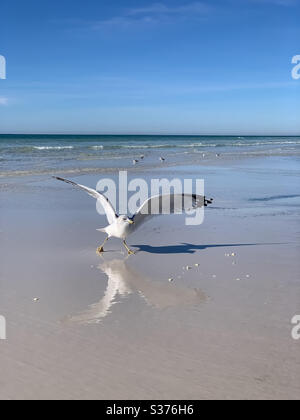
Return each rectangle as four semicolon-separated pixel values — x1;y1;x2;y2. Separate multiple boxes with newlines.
246;274;250;278
194;263;200;267
168;278;174;282
231;253;236;257
212;274;216;278
236;278;240;281
33;297;40;302
186;266;192;270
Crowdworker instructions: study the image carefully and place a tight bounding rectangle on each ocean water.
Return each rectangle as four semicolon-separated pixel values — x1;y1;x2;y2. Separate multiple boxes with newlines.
0;134;299;178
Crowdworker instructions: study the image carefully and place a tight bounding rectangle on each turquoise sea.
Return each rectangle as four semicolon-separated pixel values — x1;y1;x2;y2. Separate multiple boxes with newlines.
0;134;299;177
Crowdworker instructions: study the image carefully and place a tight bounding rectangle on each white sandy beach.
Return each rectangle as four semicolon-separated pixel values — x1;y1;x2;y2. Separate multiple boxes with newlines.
0;153;299;400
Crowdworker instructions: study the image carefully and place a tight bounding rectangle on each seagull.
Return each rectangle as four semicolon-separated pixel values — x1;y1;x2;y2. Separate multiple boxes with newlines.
159;156;165;162
132;159;139;165
53;176;213;255
140;155;144;160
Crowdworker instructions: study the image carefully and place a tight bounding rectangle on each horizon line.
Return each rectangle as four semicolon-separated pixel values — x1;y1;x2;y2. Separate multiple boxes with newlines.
0;132;299;137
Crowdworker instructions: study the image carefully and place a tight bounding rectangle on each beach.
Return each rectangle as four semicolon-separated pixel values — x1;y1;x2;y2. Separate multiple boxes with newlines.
0;135;299;399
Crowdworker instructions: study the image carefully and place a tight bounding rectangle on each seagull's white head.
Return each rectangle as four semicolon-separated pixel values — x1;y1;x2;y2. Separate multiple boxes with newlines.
118;215;134;225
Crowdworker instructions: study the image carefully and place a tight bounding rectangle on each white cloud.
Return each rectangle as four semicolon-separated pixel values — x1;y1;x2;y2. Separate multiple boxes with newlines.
0;97;8;106
127;2;212;16
91;2;213;28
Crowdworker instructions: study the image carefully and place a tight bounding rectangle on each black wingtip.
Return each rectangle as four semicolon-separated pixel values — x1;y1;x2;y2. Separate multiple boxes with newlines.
204;197;214;206
52;176;76;186
53;176;71;183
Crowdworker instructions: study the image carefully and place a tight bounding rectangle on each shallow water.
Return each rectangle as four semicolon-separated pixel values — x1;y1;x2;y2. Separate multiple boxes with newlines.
1;134;299;177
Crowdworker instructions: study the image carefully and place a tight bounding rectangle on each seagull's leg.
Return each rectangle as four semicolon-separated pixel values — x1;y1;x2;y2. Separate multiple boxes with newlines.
97;236;109;254
123;240;135;255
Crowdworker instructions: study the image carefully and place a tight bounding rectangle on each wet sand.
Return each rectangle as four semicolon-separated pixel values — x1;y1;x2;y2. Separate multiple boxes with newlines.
0;155;299;399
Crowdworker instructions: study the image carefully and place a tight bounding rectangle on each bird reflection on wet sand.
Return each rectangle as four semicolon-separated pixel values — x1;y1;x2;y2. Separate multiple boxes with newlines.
67;258;207;325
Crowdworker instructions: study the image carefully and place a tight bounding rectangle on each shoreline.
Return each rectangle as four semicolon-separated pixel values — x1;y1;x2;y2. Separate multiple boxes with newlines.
1;134;299;180
1;151;300;182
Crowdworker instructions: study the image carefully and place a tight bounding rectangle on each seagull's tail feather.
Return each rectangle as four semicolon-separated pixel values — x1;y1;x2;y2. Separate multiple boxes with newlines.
97;228;107;233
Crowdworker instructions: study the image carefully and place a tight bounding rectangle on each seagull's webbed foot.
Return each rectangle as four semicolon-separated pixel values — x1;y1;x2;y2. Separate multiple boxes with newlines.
96;236;109;255
96;246;104;254
123;240;135;256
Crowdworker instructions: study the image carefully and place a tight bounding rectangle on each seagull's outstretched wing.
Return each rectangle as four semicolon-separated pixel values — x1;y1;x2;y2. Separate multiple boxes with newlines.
53;176;117;224
132;194;213;229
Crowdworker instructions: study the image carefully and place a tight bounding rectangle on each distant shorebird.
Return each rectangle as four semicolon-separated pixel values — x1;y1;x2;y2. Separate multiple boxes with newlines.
54;176;213;255
159;156;165;162
140;155;144;160
132;159;139;165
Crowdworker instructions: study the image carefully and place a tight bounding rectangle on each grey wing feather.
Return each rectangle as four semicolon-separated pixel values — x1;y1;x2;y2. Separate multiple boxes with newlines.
132;194;213;229
53;176;117;225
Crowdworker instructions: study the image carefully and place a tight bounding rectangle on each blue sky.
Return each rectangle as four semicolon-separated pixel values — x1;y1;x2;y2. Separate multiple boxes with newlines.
0;0;299;134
